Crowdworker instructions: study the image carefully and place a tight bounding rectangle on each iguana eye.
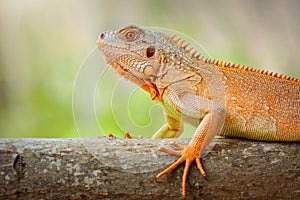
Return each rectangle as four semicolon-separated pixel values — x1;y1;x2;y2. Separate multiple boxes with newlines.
125;31;138;41
146;46;155;58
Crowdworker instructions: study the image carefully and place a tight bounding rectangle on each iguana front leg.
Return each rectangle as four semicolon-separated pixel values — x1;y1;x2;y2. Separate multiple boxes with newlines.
151;114;183;138
156;92;226;198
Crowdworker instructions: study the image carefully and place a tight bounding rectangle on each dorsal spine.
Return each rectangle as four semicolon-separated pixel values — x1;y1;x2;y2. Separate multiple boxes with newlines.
171;35;299;82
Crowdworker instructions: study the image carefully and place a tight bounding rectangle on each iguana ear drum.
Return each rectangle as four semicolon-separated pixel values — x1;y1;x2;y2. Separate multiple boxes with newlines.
146;46;155;58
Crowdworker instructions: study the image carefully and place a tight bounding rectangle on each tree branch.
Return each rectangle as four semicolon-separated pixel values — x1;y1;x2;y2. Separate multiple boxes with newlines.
0;138;299;199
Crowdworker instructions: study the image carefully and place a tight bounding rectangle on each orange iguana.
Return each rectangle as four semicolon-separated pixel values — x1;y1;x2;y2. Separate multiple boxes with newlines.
97;25;300;198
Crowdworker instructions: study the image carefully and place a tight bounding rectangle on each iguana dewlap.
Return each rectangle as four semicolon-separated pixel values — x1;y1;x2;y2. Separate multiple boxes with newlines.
97;25;300;198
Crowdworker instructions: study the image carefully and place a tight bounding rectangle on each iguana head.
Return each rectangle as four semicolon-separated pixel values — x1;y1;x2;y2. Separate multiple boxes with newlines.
97;25;198;101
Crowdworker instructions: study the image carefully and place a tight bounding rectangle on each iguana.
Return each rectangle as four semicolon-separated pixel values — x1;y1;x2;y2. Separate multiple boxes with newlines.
97;25;300;198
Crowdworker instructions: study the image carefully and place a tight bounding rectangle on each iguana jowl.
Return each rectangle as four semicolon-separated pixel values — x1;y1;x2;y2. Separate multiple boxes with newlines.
97;25;300;198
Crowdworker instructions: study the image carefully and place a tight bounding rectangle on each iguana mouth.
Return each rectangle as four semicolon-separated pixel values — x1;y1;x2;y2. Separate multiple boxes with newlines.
97;35;152;92
97;39;127;64
97;37;129;72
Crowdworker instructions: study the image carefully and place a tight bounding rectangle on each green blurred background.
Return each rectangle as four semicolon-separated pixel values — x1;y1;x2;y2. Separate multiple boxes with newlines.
0;0;299;138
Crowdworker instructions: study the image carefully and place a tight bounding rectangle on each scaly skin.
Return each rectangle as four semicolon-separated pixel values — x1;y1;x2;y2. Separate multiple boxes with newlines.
97;25;300;198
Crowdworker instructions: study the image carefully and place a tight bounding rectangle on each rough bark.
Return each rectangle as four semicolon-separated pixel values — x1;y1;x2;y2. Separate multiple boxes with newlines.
0;138;299;199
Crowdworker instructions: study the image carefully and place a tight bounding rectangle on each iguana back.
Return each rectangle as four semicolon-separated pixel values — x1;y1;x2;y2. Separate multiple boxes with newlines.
215;62;300;141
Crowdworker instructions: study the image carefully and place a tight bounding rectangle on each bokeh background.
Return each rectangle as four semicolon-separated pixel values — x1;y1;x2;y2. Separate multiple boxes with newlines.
0;0;299;138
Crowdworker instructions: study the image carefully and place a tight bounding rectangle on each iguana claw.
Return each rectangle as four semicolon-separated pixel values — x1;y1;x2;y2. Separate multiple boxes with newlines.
156;143;206;198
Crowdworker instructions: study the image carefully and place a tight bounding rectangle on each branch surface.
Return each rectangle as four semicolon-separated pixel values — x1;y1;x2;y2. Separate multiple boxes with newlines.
0;138;299;199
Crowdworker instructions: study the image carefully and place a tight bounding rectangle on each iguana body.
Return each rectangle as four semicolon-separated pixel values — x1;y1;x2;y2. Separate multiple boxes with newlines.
97;25;300;198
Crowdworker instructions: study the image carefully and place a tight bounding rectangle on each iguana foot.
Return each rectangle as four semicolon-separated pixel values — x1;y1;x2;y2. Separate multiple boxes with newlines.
156;142;206;198
107;133;116;139
124;131;132;139
124;131;143;139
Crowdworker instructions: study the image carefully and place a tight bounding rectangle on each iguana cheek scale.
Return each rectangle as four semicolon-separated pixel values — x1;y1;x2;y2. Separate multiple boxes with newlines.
97;25;300;198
